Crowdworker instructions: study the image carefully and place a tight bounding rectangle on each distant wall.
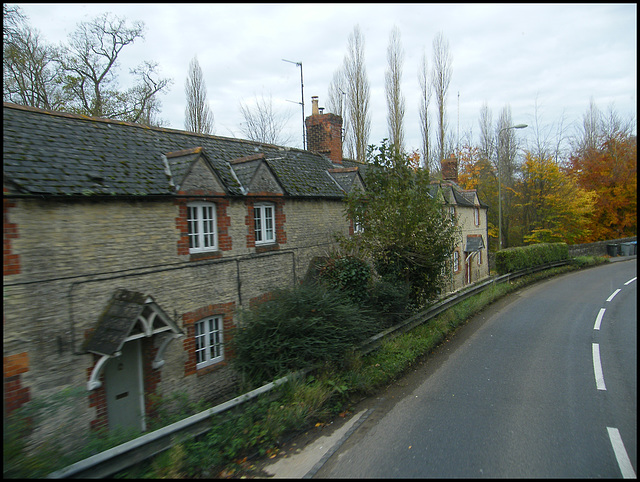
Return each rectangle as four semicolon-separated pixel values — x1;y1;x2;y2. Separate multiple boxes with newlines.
567;236;637;257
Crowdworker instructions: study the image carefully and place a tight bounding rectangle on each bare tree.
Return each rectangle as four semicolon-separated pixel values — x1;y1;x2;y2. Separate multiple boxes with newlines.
385;26;405;154
57;12;171;124
418;48;432;171
496;105;523;248
431;31;452;164
478;101;494;165
527;95;570;164
343;25;371;162
572;98;637;156
184;56;214;134
239;92;292;145
3;5;67;109
326;67;348;143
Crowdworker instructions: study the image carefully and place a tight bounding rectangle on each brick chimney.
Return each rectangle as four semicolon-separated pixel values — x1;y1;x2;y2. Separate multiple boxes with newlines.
305;96;343;163
441;154;458;183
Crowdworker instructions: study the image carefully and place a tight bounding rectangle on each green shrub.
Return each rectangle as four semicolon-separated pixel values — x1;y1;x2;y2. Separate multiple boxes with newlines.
230;284;379;385
495;242;568;275
317;255;372;305
366;279;412;328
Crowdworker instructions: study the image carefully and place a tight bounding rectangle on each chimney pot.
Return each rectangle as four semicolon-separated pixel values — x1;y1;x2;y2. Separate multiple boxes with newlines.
311;96;319;115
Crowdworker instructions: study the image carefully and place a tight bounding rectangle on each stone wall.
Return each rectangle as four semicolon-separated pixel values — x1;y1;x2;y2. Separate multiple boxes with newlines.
3;194;350;443
567;236;637;257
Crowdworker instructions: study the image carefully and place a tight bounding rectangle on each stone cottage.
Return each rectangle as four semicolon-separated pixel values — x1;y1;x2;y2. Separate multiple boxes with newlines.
3;98;364;439
433;154;490;291
3;97;488;444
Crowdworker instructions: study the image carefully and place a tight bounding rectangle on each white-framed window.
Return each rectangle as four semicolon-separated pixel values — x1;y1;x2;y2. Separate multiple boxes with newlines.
478;248;483;265
188;202;217;253
195;316;224;368
254;203;275;245
453;250;460;273
474;207;480;226
448;205;456;224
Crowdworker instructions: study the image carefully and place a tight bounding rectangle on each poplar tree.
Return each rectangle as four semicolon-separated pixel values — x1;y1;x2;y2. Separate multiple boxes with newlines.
431;32;452;164
385;26;405;154
418;49;432;171
184;56;214;134
343;25;371;162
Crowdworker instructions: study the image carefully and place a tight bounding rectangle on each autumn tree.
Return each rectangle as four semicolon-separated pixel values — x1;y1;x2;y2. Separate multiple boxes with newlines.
569;133;637;241
184;56;214;134
516;153;596;244
341;140;457;304
343;25;371;162
385;26;405;153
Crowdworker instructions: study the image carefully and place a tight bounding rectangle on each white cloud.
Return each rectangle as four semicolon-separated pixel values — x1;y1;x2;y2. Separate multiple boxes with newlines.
12;3;637;154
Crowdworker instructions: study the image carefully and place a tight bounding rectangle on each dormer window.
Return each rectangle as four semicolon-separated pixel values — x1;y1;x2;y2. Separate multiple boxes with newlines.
188;202;218;253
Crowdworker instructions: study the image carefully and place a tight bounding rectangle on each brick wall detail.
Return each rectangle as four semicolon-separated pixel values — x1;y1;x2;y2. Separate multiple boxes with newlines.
3;352;30;414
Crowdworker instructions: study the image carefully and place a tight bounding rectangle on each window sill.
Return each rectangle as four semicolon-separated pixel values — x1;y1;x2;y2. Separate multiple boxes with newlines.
196;360;227;376
189;251;222;262
255;243;279;254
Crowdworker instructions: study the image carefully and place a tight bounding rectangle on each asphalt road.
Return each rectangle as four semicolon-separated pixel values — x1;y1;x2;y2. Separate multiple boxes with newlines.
314;260;637;478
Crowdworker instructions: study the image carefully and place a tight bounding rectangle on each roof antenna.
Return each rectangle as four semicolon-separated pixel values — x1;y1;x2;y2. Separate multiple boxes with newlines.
282;59;305;150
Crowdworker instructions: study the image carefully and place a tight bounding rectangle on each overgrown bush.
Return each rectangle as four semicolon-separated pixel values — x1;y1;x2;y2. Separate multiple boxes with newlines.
367;278;413;328
495;242;569;275
230;284;379;385
317;255;372;305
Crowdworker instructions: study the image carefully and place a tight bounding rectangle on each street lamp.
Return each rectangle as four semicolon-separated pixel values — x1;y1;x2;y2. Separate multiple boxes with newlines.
497;123;527;250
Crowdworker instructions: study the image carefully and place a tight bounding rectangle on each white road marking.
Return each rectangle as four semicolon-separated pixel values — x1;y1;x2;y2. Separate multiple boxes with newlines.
592;343;606;390
606;289;621;302
593;308;606;330
624;277;636;286
607;427;637;478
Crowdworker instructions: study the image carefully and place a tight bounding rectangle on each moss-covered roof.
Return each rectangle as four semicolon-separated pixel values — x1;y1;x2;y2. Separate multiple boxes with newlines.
3;103;365;199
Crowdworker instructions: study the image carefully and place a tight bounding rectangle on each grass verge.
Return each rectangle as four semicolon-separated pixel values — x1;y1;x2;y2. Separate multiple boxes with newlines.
5;257;608;479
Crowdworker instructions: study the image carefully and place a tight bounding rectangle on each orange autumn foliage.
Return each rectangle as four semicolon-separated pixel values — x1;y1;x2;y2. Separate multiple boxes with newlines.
569;134;637;242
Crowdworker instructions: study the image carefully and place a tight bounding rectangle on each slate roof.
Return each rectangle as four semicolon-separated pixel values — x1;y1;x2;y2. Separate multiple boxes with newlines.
429;180;489;209
3;103;364;199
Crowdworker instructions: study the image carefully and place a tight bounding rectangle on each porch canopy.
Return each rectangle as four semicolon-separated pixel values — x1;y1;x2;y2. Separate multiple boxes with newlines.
84;289;183;390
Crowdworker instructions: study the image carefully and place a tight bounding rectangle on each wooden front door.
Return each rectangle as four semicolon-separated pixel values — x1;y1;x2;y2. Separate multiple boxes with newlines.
104;339;146;432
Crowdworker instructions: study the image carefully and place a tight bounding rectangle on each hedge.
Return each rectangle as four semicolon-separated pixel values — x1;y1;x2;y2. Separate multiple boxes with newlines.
495;243;569;275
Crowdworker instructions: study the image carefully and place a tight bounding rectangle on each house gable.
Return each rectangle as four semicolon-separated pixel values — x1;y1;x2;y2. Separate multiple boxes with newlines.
247;160;285;196
327;167;366;194
166;148;228;195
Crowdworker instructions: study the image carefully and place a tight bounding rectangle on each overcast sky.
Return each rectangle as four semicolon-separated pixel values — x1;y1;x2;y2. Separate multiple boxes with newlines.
13;3;638;155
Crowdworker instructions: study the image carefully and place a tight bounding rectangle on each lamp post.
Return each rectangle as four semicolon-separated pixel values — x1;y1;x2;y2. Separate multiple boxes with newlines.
497;123;527;250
